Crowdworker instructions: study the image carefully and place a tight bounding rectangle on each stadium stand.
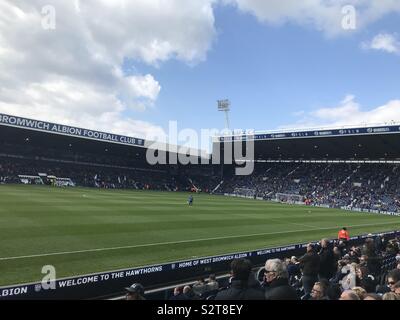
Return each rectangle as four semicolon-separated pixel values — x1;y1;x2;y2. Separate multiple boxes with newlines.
1;114;400;300
120;234;400;300
218;162;400;212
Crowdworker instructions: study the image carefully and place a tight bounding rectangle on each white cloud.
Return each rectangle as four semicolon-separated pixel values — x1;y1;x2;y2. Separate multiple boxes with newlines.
224;0;400;36
284;95;400;129
362;33;400;54
0;0;217;140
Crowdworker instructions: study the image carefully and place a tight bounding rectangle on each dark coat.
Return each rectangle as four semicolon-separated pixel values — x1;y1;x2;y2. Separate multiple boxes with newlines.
264;278;299;300
319;246;335;279
356;275;377;293
287;263;301;278
299;251;320;277
215;279;264;300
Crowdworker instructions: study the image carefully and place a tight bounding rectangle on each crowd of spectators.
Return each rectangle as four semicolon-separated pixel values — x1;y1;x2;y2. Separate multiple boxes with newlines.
3;156;400;213
127;234;400;300
0;156;219;193
2;140;400;214
220;162;400;213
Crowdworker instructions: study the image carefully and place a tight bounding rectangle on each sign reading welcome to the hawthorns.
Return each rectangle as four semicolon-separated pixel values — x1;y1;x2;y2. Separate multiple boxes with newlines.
0;230;398;300
0;113;145;147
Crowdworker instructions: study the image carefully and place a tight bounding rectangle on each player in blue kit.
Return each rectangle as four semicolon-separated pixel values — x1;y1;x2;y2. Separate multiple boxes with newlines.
188;195;194;206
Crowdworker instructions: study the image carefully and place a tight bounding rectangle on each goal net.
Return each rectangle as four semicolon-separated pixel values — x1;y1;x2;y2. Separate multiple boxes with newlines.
234;187;257;198
276;193;304;204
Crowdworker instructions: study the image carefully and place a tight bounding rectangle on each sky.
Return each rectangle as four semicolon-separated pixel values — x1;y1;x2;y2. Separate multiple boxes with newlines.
1;1;400;150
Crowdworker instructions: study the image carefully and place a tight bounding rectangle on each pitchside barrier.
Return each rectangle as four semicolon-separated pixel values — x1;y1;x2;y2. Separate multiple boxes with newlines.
0;230;399;300
223;193;400;216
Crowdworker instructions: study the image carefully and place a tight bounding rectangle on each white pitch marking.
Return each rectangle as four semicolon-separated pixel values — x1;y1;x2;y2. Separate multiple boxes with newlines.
0;221;397;261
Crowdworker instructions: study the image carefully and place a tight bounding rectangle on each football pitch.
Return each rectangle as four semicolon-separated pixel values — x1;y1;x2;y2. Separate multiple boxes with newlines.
1;185;400;286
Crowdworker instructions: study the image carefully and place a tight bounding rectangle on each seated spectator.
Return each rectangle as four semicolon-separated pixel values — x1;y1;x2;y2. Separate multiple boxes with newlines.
394;281;400;295
387;269;400;292
169;286;185;300
382;292;400;300
341;263;357;291
352;286;367;300
364;293;382;300
310;281;329;300
330;260;349;285
287;256;301;283
264;259;299;300
359;255;368;268
205;274;219;292
183;285;200;300
375;284;391;295
215;258;264;300
348;249;360;264
326;283;342;300
192;278;207;296
125;283;146;300
355;265;376;293
339;290;360;300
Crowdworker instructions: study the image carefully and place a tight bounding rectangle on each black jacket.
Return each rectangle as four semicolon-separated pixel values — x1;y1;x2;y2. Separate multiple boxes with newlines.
319;246;335;278
264;278;299;300
299;251;320;277
215;279;264;300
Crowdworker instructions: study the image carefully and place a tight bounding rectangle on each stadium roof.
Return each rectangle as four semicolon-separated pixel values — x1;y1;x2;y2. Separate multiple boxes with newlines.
216;123;400;161
0;113;208;159
2;112;400;162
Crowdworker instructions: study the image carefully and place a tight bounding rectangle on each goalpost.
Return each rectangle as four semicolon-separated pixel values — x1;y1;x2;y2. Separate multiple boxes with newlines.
275;193;304;204
234;187;257;198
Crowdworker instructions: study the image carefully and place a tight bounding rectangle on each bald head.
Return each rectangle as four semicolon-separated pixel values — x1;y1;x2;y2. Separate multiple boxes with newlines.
183;286;192;294
340;290;360;300
321;239;329;248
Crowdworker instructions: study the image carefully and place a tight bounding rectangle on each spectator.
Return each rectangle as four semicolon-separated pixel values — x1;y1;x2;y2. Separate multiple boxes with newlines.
310;281;329;300
169;286;186;300
339;290;360;300
348;249;360;264
264;259;299;300
205;274;219;292
125;283;146;300
192;278;207;296
364;293;382;300
341;263;357;291
387;270;400;292
182;285;200;300
359;255;368;268
326;283;342;300
333;246;342;263
352;286;367;300
394;281;400;295
299;243;320;295
318;238;335;280
355;265;376;293
362;238;381;276
215;258;264;300
287;256;302;285
382;292;400;300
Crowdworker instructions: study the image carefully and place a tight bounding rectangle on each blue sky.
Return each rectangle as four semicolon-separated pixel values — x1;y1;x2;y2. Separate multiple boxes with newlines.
1;1;400;145
126;4;400;134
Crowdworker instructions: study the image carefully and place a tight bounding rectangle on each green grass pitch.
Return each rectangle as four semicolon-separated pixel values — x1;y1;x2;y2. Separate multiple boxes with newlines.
0;184;399;286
